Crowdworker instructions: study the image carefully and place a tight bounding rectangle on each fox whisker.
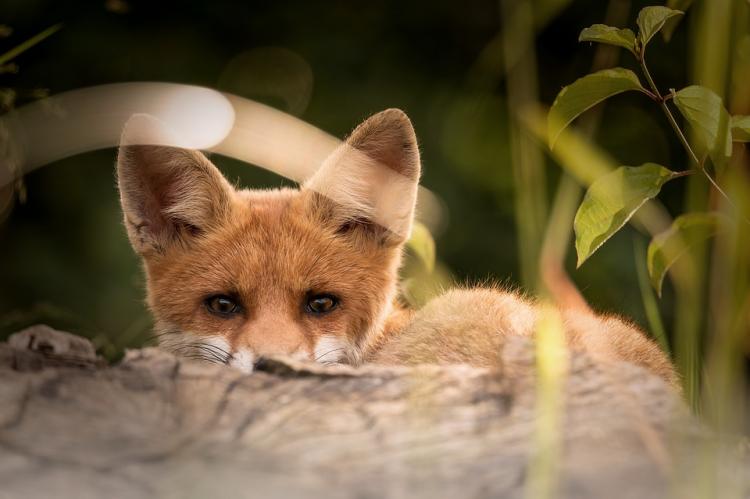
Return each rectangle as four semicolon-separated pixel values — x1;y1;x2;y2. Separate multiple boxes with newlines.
189;342;231;363
314;347;345;363
167;342;228;365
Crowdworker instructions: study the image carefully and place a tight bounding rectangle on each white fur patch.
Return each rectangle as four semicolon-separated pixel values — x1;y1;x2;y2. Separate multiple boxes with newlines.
314;335;346;364
203;335;231;357
229;347;256;373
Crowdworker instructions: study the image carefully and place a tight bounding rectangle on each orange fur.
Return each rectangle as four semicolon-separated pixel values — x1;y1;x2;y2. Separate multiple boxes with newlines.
117;109;680;388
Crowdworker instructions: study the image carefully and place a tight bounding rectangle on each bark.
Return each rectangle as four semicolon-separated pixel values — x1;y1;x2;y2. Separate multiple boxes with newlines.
0;324;746;499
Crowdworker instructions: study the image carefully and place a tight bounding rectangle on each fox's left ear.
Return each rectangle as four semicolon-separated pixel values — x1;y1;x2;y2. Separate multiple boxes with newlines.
304;108;420;245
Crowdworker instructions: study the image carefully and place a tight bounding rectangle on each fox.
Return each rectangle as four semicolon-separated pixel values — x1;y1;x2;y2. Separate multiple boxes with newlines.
116;108;680;389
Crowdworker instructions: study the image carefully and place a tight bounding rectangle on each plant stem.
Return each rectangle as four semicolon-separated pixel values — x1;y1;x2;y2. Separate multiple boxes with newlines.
640;57;700;165
639;55;738;213
671;170;696;179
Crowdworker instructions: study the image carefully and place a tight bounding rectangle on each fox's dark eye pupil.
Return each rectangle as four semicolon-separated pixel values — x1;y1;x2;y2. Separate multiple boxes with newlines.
306;294;338;314
206;295;240;316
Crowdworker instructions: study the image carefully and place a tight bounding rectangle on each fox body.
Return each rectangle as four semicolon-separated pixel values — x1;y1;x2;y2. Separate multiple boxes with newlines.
117;109;679;388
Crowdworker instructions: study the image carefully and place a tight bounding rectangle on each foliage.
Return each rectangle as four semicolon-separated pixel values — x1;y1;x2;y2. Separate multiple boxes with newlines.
549;4;741;296
646;212;726;296
573;163;679;267
549;2;749;412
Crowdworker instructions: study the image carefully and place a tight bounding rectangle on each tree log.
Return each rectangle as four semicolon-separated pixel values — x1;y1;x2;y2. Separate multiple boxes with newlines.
0;324;746;498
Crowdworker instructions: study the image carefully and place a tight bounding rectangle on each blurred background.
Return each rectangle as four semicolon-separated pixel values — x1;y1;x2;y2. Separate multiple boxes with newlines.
0;0;747;407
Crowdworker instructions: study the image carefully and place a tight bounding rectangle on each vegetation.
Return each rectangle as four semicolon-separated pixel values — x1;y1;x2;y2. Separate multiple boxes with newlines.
547;4;748;424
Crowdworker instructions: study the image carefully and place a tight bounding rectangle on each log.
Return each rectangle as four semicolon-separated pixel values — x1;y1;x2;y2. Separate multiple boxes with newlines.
0;324;746;499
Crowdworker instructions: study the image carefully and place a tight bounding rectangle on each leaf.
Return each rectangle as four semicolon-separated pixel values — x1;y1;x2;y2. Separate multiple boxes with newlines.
406;221;436;273
647;212;726;296
636;6;683;50
578;24;637;55
548;68;647;149
673;85;732;168
574;163;677;267
662;0;693;42
731;115;750;142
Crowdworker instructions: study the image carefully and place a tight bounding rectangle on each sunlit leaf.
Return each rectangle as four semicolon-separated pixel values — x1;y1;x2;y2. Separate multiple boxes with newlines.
731;115;750;142
578;24;636;55
574;163;677;267
636;6;683;50
406;221;436;273
647;212;726;296
549;68;647;149
662;0;693;42
673;85;732;168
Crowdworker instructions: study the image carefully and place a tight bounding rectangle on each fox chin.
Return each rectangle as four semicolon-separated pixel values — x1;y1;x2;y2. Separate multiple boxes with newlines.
116;108;679;389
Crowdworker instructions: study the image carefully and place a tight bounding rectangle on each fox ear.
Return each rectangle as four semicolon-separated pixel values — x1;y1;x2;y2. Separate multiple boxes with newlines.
116;115;234;256
304;108;420;245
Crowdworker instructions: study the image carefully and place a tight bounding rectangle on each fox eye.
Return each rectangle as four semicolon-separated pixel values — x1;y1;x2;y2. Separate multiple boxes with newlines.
305;294;339;315
205;295;241;316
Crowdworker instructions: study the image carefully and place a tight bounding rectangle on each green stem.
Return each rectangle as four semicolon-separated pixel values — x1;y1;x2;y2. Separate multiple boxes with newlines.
640;57;700;165
639;55;738;213
671;170;696;179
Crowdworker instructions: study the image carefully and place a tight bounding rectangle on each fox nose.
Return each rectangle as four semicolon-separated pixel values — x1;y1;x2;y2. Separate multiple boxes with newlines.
227;352;290;374
251;356;270;371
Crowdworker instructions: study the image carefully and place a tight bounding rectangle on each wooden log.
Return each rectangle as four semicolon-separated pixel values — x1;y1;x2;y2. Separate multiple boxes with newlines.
0;324;746;498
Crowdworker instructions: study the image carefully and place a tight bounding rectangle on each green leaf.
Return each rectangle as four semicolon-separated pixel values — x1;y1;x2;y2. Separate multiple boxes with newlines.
636;6;683;50
647;212;726;296
548;68;647;149
406;221;436;273
579;24;637;55
574;163;677;267
731;115;750;142
662;0;693;42
673;85;732;168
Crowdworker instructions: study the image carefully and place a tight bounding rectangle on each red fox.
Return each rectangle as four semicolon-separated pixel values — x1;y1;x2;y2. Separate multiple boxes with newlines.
116;109;679;388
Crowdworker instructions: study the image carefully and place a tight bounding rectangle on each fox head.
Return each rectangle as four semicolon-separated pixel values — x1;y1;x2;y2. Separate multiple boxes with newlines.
117;109;420;371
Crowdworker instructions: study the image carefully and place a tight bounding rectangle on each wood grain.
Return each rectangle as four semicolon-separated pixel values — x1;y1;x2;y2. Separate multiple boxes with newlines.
0;325;746;499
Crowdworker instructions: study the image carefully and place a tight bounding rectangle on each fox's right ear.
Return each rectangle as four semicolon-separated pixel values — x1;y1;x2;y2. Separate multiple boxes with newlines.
304;108;421;245
116;115;234;256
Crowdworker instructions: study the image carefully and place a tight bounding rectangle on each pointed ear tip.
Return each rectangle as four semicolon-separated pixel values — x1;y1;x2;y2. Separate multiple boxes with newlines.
356;108;417;149
376;108;413;128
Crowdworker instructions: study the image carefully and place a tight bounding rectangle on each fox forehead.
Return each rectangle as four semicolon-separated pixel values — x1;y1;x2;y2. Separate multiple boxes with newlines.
234;186;298;217
146;186;392;299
